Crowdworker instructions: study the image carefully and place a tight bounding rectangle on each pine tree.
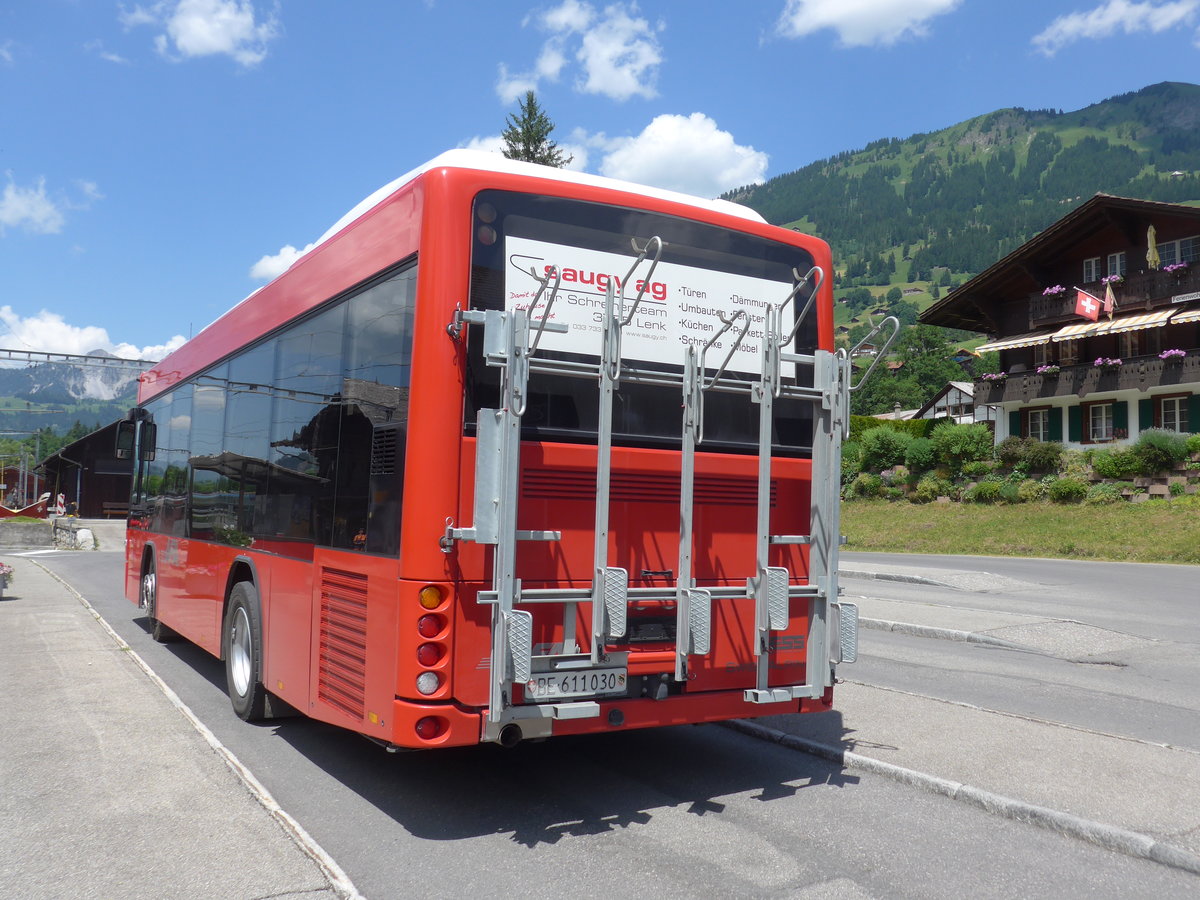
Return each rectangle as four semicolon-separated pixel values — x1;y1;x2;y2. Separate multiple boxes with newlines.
501;91;573;168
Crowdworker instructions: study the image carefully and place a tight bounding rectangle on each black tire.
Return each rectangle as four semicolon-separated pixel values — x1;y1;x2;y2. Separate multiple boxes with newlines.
224;581;267;721
139;557;177;643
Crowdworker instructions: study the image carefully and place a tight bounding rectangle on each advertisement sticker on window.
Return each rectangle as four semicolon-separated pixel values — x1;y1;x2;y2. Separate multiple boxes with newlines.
504;236;798;377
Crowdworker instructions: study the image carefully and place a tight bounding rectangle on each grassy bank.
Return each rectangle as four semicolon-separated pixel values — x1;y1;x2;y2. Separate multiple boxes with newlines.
840;498;1200;564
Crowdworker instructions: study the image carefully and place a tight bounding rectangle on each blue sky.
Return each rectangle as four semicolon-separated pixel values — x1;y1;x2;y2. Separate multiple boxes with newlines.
2;0;1199;361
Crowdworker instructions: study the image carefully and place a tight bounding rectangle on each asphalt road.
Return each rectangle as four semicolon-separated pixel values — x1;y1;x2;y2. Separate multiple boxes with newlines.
841;552;1200;751
29;549;1200;899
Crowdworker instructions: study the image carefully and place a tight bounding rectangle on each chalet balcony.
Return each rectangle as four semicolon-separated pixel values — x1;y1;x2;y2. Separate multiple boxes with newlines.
974;351;1200;404
1028;266;1200;329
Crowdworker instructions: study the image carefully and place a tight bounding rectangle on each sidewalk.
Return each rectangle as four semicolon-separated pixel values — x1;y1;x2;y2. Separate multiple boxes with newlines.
0;555;349;900
747;561;1200;874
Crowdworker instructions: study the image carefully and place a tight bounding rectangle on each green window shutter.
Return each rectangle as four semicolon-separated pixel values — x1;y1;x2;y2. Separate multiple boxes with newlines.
1009;410;1022;438
1113;400;1128;434
1138;399;1154;432
1068;406;1082;442
1188;394;1200;433
1048;407;1063;442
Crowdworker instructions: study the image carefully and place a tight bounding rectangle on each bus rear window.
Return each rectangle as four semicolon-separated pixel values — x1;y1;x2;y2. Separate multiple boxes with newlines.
465;190;817;456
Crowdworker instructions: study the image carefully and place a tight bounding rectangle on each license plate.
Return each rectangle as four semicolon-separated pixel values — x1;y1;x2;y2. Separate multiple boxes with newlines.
524;667;627;702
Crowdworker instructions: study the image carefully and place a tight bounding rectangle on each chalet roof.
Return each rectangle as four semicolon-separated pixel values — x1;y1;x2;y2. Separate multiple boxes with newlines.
919;194;1200;333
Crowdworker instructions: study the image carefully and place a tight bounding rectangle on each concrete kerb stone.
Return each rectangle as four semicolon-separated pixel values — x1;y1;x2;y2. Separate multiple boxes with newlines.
725;718;1200;877
839;568;956;589
859;617;1035;652
30;560;365;900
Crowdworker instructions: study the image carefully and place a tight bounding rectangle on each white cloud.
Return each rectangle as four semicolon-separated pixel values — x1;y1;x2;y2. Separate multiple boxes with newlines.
497;64;540;105
0;306;185;361
121;0;280;67
459;135;508;155
249;241;315;281
0;40;15;66
497;1;662;102
1031;0;1198;56
0;176;66;235
594;113;767;198
775;0;962;47
86;39;131;64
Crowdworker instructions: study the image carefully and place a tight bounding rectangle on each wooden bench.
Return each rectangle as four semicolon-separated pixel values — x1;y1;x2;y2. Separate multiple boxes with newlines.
101;502;129;519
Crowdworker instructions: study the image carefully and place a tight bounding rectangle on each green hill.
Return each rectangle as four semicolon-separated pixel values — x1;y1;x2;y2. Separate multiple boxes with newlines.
724;81;1200;336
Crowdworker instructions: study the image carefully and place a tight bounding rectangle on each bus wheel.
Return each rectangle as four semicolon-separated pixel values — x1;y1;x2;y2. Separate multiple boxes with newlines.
224;582;267;721
140;560;177;643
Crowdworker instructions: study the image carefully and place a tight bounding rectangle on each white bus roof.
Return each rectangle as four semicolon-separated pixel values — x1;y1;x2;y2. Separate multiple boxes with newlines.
314;149;766;250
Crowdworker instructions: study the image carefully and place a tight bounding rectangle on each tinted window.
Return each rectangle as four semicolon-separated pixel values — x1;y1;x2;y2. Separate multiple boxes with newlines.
466;191;817;456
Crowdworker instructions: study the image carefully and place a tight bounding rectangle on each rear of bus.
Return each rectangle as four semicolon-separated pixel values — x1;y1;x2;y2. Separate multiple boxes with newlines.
398;159;857;748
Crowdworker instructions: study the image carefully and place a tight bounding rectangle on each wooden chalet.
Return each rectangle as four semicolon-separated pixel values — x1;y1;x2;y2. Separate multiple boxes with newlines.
921;194;1200;445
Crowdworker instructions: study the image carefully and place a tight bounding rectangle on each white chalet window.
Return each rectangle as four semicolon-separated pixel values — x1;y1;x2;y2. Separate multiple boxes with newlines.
1029;408;1050;442
1106;252;1126;277
1161;396;1186;433
1082;257;1101;283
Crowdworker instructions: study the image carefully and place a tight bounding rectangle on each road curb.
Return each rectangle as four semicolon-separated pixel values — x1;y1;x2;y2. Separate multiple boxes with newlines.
725;718;1200;877
839;568;955;588
858;616;1033;651
31;559;366;900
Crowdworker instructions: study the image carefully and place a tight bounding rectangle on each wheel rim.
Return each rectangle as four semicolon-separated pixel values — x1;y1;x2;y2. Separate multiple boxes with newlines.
230;606;253;697
140;572;156;615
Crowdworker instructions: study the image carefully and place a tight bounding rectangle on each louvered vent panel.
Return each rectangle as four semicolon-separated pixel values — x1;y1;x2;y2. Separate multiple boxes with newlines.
318;568;368;720
371;427;398;476
521;468;776;506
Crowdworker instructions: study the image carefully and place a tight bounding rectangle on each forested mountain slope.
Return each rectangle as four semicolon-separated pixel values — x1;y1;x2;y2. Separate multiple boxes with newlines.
725;82;1200;294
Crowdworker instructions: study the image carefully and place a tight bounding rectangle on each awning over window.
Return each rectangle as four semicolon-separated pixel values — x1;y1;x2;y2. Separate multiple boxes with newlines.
1170;307;1200;324
1051;321;1106;342
1095;309;1177;334
976;331;1055;352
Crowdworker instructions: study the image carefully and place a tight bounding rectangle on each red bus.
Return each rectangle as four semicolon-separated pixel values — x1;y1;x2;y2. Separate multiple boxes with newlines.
121;150;879;749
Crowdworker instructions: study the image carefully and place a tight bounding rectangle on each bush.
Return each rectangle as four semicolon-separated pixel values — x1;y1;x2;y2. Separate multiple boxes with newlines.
1017;479;1046;502
1135;428;1190;474
1058;450;1090;479
964;480;1003;503
859;427;913;472
1048;477;1088;504
1085;483;1124;505
881;465;910;487
995;435;1033;468
1187;434;1200;454
1091;448;1142;480
849;415;941;442
961;460;995;479
904;437;936;472
912;473;955;504
841;441;862;485
998;482;1022;503
1024;441;1064;474
931;422;994;473
847;473;885;499
1170;481;1187;496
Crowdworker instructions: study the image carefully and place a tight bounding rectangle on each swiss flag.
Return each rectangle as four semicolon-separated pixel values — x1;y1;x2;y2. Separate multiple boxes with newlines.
1075;289;1101;322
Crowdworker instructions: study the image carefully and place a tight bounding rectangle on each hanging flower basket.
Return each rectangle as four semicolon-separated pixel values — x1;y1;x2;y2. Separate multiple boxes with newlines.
1094;356;1123;373
1042;285;1066;296
979;372;1007;382
1160;348;1186;362
1036;364;1060;376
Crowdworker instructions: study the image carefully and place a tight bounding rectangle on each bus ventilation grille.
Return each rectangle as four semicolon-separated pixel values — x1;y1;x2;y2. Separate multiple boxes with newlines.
318;567;369;720
371;426;399;476
521;469;777;506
